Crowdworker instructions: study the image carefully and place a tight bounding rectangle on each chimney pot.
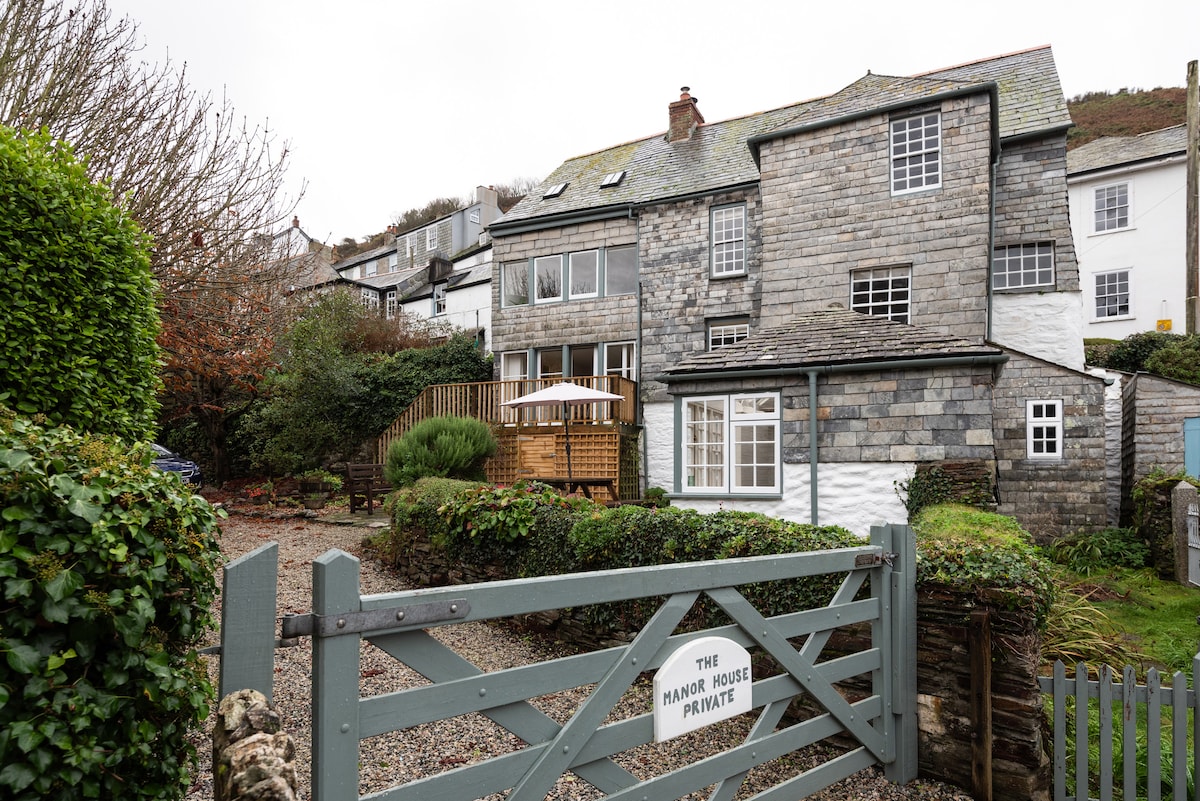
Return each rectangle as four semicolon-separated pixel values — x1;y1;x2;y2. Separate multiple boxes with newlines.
292;215;299;228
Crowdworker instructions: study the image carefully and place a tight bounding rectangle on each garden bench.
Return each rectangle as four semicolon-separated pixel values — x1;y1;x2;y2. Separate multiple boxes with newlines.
346;463;391;515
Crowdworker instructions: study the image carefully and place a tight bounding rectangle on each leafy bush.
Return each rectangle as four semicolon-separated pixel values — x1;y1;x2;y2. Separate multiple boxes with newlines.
1047;527;1149;574
373;478;484;566
0;409;223;800
1095;330;1181;373
0;127;160;441
439;481;579;545
1145;335;1200;385
913;503;1056;628
384;416;497;487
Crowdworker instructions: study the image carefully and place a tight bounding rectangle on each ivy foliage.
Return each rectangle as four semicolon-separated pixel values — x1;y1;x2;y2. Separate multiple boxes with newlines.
912;503;1056;628
384;415;497;487
0;409;223;800
0;126;160;442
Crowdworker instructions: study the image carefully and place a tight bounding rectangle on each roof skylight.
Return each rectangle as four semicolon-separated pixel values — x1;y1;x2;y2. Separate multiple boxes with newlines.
600;170;626;188
543;182;568;199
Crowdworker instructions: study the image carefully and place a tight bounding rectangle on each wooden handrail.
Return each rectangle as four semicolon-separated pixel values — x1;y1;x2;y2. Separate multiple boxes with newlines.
376;375;637;461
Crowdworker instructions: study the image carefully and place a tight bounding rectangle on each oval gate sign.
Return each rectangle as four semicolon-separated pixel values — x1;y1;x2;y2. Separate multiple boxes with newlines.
652;636;752;741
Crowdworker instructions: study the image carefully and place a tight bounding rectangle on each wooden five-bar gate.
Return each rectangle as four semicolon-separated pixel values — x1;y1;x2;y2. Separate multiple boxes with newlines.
219;524;918;800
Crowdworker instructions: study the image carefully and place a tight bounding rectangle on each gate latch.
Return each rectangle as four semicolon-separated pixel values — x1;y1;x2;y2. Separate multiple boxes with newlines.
281;598;469;639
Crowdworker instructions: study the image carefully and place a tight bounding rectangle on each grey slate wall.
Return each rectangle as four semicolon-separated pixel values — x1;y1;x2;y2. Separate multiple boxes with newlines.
1119;373;1200;524
637;188;762;402
991;137;1079;293
490;217;639;373
992;351;1107;541
755;93;993;340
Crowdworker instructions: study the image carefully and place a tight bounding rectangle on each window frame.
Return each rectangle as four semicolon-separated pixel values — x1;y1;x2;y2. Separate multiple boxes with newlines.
603;244;637;296
707;318;750;351
501;261;530;307
681;392;781;495
1093;269;1132;320
385;290;397;320
710;204;747;278
363;259;377;277
1093;182;1131;234
1026;399;1063;461
851;265;912;323
534;255;564;304
568;250;599;299
426;227;437;251
360;287;379;311
992;242;1055;290
890;111;942;195
432;283;447;316
604;341;636;381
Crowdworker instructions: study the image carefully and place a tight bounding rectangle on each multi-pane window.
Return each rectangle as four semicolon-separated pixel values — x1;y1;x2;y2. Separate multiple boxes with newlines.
534;255;563;303
1094;183;1130;233
1026;400;1063;460
851;266;911;323
569;251;599;298
502;262;529;307
711;205;746;277
364;259;377;277
1095;270;1131;319
426;227;437;251
683;393;780;494
605;245;637;295
708;319;750;351
432;283;447;316
360;287;379;311
993;243;1054;290
385;290;397;320
891;112;941;194
388;252;398;272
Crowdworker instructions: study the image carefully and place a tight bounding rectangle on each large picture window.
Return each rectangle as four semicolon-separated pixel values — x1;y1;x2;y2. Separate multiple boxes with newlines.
534;255;563;303
711;205;746;277
604;245;637;295
891;112;941;194
683;393;780;494
502;262;529;307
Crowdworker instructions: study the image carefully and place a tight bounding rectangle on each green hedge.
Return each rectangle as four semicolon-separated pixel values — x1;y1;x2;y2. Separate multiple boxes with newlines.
0;410;223;800
379;481;861;631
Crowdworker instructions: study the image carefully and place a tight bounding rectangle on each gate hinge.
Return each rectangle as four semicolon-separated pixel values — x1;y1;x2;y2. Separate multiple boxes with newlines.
281;598;470;639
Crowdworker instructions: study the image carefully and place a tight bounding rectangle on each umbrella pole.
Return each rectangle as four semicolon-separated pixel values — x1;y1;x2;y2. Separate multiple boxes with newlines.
563;400;573;480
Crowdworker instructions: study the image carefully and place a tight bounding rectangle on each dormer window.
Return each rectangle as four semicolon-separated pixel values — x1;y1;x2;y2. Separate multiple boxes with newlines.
600;171;626;188
543;182;568;199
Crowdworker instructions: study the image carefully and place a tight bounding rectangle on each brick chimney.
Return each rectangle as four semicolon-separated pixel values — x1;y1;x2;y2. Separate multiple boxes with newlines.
667;86;704;143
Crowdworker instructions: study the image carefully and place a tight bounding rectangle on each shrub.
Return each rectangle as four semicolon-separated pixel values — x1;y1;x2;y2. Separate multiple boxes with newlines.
1145;335;1200;385
373;477;484;566
913;503;1056;628
439;481;579;545
1047;527;1149;574
0;409;223;800
1098;330;1181;373
384;416;497;487
0;127;160;441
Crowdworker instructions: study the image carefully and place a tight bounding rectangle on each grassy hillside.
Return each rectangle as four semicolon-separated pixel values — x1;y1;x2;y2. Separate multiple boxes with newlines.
1067;87;1188;149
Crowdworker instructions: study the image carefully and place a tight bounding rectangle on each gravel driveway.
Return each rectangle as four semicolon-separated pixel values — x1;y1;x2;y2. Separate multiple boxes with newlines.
187;509;971;801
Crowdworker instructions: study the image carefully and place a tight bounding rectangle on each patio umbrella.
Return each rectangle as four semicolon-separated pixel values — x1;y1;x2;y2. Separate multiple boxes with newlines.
500;381;624;479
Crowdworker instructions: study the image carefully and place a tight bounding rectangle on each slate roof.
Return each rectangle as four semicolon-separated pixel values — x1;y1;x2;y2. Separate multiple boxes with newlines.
660;308;1004;379
1066;124;1188;175
495;46;1067;232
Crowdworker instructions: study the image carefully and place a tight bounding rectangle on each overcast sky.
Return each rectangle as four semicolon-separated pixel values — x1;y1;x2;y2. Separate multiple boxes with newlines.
104;0;1198;247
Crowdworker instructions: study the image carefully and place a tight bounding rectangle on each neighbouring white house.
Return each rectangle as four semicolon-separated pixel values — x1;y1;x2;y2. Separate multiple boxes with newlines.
1067;125;1192;339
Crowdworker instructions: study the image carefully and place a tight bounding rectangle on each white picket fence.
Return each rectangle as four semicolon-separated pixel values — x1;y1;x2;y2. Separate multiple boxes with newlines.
1038;657;1200;801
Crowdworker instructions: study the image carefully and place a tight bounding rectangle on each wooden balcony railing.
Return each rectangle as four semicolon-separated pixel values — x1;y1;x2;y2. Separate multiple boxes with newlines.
376;375;638;462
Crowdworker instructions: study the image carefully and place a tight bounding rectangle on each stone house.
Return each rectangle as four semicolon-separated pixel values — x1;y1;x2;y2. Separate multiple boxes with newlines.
487;46;1108;541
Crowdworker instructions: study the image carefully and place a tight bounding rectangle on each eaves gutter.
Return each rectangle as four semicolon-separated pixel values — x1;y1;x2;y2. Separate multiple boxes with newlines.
747;83;1002;167
489;181;761;238
656;352;1009;385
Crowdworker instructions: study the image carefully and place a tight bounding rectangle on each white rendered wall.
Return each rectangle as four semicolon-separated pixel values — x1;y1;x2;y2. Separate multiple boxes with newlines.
642;401;913;539
990;290;1086;371
1068;158;1188;340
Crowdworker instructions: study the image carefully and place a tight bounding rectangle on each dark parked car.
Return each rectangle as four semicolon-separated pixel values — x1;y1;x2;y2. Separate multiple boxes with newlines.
151;444;202;486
